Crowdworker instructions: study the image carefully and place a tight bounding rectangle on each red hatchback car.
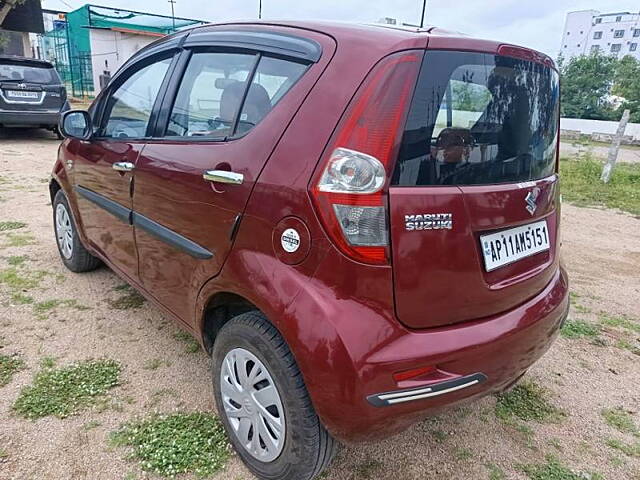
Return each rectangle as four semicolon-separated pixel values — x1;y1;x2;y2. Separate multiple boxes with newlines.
52;21;569;480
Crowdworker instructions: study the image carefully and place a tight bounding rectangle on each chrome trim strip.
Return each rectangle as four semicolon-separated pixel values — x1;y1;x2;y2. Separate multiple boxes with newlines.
386;379;481;405
366;373;487;407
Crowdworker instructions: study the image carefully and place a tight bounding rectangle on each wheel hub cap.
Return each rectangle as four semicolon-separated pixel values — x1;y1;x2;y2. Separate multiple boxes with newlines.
220;348;286;462
55;203;73;259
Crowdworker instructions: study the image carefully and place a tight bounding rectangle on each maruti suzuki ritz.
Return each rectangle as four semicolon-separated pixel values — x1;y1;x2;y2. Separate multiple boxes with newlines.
51;21;569;480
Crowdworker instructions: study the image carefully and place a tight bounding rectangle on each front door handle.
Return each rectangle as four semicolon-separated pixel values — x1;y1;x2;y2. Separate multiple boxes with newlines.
203;170;244;185
113;162;135;172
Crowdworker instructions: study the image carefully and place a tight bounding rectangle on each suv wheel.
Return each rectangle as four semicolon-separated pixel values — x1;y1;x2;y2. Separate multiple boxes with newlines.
53;190;101;272
212;312;338;480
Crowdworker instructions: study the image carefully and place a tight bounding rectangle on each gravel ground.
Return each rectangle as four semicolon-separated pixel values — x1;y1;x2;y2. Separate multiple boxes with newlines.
1;128;639;480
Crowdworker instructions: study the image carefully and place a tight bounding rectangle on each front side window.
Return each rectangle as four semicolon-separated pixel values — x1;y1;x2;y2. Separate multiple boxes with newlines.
166;52;257;138
393;51;560;186
100;57;172;139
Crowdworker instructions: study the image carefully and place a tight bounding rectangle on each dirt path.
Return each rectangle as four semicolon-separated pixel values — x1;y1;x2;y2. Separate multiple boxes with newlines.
560;141;640;164
1;129;639;480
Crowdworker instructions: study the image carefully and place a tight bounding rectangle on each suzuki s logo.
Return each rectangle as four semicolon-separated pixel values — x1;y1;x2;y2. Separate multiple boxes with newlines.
525;187;541;216
17;83;27;89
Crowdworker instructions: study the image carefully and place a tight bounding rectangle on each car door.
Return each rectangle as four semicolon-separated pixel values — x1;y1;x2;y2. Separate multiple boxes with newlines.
131;28;329;324
71;54;174;280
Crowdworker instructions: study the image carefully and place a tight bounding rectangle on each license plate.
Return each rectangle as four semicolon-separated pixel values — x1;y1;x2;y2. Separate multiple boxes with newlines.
480;220;550;272
6;90;40;99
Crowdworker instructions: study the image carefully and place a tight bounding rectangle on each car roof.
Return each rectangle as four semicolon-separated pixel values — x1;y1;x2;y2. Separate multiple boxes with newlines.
0;55;55;69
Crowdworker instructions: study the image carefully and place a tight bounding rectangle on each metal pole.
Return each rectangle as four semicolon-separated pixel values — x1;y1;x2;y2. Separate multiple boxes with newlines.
420;0;427;28
259;0;262;19
169;0;176;30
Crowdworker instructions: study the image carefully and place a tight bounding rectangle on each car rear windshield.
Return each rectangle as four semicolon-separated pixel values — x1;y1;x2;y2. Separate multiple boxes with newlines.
0;61;60;85
392;51;560;186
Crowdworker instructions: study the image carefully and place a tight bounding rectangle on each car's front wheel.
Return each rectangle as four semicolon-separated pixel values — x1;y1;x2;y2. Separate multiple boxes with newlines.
212;312;338;480
53;190;101;272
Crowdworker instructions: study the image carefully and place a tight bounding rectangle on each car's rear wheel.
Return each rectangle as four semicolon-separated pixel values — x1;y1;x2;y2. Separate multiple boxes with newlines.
53;190;101;272
212;312;338;480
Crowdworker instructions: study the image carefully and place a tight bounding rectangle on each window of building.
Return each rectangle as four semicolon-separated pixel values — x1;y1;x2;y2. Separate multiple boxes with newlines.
634;29;640;37
591;45;601;53
577;44;581;47
595;18;602;24
614;30;625;38
611;44;622;53
566;31;570;36
630;43;638;52
594;31;603;39
580;30;584;34
616;16;622;22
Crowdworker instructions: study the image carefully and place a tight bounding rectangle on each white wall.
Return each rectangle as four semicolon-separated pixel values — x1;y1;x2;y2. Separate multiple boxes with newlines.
89;29;157;93
561;117;640;141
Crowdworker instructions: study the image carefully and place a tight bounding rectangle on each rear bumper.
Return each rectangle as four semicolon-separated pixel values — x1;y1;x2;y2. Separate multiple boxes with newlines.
303;264;568;443
0;106;67;127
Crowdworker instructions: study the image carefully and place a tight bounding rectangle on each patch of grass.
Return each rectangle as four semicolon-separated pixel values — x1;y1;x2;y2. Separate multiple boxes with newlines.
486;463;506;480
173;331;200;353
7;255;28;266
142;358;170;370
0;267;45;291
0;221;26;231
40;356;56;369
0;448;7;460
109;285;145;310
13;359;121;419
559;157;640;215
33;298;90;318
495;381;564;423
605;438;640;457
82;420;102;431
0;354;25;386
354;457;382;479
601;407;639;437
453;447;473;461
431;429;447;443
10;292;34;305
110;412;229;478
615;339;640;356
519;456;602;480
2;232;36;247
560;319;600;339
600;313;640;334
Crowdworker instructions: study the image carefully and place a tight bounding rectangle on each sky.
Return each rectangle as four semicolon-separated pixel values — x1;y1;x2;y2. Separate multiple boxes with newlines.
41;0;640;57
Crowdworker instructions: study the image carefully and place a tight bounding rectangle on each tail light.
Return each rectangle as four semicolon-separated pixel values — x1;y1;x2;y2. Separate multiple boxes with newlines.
310;51;422;265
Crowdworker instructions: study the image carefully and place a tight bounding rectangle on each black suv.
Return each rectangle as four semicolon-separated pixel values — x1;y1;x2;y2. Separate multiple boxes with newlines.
0;56;70;137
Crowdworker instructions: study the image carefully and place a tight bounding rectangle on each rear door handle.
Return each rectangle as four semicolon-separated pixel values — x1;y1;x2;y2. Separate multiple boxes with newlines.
113;162;135;172
203;170;244;185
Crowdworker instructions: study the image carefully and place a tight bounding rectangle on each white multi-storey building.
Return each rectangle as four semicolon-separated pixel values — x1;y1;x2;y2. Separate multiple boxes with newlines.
561;10;640;60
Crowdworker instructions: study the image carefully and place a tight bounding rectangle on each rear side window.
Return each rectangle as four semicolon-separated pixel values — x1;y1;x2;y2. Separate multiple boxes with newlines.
166;52;257;139
393;51;560;186
0;62;60;85
235;57;307;135
166;52;308;138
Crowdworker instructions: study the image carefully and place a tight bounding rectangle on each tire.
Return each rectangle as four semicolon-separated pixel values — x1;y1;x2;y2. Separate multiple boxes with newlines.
53;190;101;273
212;312;338;480
54;126;64;140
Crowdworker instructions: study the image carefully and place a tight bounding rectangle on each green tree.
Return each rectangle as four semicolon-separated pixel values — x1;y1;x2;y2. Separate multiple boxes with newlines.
560;52;618;120
613;55;640;123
